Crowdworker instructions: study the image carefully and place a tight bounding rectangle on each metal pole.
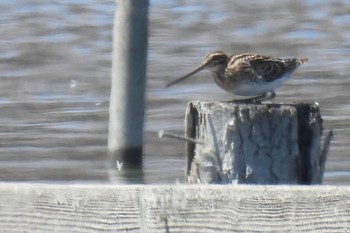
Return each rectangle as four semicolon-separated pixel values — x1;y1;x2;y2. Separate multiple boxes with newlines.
108;0;149;183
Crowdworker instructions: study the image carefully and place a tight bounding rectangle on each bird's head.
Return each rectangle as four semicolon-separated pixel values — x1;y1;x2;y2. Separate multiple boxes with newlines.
201;51;229;71
165;51;229;88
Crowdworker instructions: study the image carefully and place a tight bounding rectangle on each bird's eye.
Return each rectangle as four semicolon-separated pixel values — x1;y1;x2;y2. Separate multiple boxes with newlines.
213;59;222;65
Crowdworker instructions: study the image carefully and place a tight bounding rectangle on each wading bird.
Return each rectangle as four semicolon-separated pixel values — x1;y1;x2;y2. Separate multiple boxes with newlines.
166;51;308;102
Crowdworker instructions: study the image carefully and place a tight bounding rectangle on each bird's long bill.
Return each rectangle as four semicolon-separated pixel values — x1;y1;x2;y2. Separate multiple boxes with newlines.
165;64;205;88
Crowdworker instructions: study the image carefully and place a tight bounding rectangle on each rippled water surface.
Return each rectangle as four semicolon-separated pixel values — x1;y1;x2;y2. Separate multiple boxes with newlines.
0;0;349;184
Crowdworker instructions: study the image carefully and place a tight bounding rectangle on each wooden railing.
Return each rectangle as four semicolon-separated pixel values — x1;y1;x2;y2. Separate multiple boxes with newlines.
1;184;349;232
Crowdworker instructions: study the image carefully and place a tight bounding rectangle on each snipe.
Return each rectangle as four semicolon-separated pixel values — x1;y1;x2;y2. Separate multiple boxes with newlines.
166;51;308;102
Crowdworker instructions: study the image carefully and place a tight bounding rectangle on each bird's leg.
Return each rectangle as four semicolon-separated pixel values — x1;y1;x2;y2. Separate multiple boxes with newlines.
228;92;276;104
256;92;276;102
225;96;262;104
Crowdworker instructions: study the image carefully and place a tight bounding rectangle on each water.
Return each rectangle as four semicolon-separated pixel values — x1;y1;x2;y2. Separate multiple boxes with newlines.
0;0;349;184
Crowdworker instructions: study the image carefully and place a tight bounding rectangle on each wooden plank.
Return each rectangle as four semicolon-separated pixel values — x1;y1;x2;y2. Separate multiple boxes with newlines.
0;184;349;232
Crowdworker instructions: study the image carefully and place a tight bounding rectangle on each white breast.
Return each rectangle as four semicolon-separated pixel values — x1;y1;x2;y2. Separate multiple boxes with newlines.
218;74;292;96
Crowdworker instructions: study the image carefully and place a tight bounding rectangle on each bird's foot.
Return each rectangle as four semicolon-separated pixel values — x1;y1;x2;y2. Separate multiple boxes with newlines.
227;98;262;104
226;92;276;104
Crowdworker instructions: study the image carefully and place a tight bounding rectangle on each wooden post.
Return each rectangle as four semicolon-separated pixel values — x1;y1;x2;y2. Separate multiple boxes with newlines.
185;101;330;184
108;0;149;183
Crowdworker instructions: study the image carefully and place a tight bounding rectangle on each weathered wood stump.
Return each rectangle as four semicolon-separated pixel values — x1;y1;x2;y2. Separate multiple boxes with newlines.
185;101;330;185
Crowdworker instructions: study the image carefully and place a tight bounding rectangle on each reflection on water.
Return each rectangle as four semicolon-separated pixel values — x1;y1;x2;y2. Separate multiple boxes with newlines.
0;0;350;184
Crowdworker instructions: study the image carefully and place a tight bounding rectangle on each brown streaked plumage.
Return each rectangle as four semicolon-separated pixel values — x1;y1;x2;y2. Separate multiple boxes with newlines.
166;51;308;102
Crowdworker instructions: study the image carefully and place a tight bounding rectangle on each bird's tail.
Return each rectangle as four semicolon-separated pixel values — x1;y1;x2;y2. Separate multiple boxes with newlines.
284;57;308;73
298;58;308;65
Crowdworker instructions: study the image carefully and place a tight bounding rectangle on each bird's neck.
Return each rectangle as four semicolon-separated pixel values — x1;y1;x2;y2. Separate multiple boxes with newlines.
209;65;227;86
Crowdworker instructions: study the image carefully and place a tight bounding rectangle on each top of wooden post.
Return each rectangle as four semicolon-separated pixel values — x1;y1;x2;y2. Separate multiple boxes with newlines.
185;101;326;185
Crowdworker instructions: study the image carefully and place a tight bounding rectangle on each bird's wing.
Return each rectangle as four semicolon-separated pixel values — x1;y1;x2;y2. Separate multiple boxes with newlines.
225;54;303;83
225;54;257;79
248;58;287;82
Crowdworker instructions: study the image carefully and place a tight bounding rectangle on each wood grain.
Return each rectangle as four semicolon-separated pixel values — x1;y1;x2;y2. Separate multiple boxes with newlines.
185;102;326;185
0;184;349;232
